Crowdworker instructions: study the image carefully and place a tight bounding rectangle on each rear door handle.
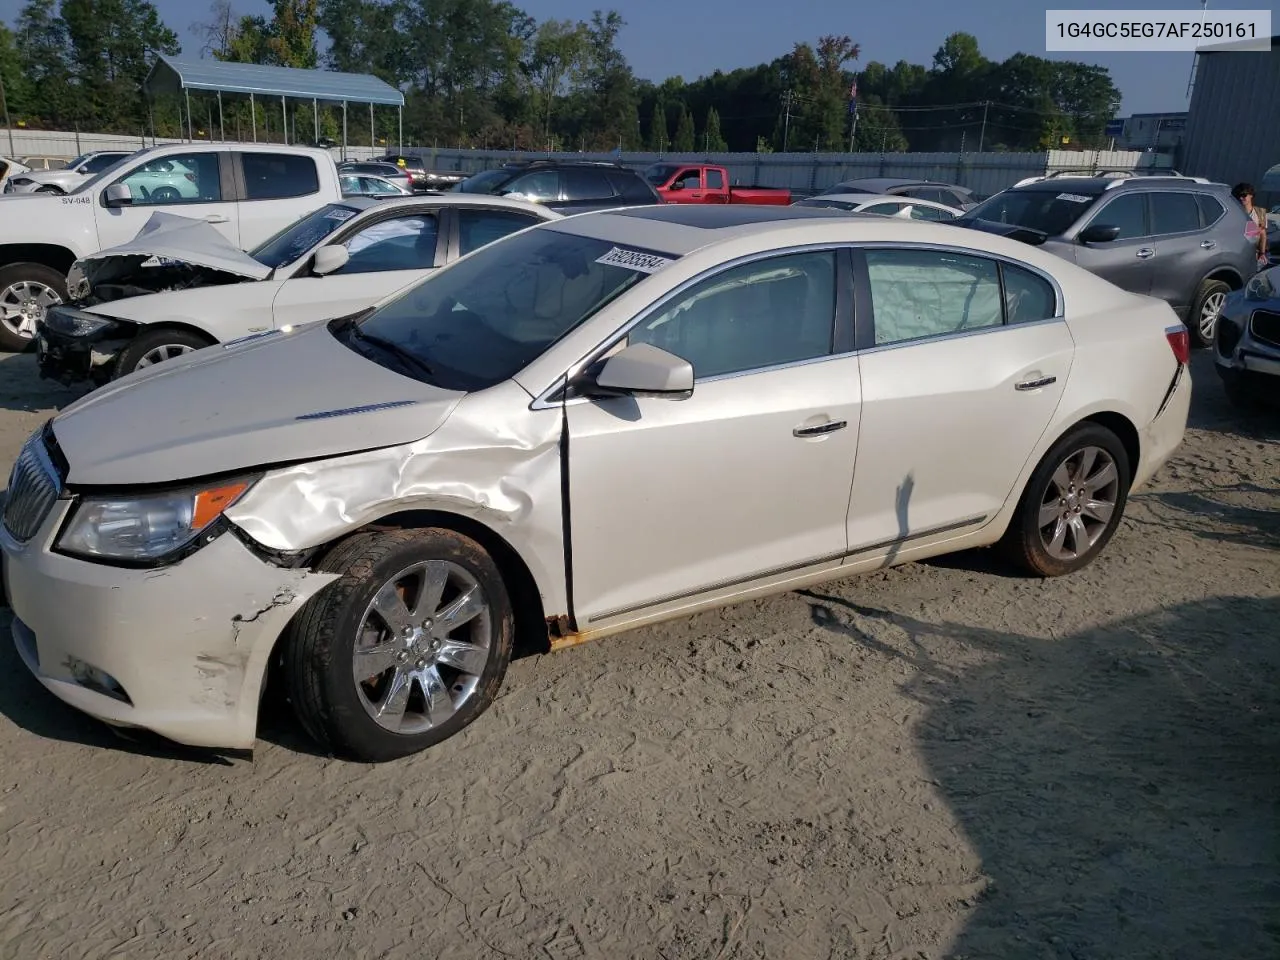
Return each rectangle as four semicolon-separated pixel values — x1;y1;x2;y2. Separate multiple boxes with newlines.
1015;375;1057;391
1136;248;1154;259
793;419;847;437
1200;239;1217;249
204;214;230;223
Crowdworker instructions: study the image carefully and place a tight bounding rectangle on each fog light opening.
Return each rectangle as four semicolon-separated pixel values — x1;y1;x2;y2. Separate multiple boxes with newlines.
66;657;133;705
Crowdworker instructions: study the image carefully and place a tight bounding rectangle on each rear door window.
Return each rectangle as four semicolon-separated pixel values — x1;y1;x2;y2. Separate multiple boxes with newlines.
458;209;545;256
1150;192;1201;235
562;168;617;201
507;170;560;202
242;153;321;200
705;169;725;190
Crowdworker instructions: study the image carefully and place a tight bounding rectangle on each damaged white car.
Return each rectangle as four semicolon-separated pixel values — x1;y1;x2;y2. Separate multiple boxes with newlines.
1;205;1192;762
36;194;560;384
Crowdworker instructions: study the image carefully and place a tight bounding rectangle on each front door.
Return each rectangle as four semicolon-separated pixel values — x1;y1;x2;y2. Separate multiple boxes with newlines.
271;209;445;327
1070;191;1154;296
94;151;238;248
666;167;704;203
846;247;1073;555
566;248;861;624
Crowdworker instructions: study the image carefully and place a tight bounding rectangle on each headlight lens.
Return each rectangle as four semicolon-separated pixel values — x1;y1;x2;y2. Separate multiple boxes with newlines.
42;306;122;338
1246;268;1276;301
57;477;257;562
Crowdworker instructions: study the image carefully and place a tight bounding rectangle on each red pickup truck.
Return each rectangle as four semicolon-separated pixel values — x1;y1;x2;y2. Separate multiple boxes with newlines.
644;163;792;205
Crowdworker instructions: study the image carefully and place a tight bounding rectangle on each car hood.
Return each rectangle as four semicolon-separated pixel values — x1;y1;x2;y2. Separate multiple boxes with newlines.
51;319;465;486
73;212;273;289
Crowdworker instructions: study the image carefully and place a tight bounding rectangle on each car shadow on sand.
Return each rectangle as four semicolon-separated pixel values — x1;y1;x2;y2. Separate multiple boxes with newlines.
0;351;86;414
798;590;1280;960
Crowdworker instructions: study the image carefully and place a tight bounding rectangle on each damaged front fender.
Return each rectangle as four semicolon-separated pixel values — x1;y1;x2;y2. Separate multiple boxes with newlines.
224;380;570;623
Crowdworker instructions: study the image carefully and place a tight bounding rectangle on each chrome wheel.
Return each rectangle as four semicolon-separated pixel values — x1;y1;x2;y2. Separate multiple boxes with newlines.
0;280;61;339
352;560;492;735
1198;290;1226;343
135;343;196;367
1037;445;1120;562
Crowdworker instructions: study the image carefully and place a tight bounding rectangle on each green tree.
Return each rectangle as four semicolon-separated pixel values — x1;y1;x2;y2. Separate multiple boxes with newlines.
646;96;667;151
15;0;75;125
673;104;695;151
524;19;588;146
703;106;727;151
265;0;319;68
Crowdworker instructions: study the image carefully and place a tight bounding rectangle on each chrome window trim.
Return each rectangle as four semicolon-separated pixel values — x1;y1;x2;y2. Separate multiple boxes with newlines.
529;238;1067;411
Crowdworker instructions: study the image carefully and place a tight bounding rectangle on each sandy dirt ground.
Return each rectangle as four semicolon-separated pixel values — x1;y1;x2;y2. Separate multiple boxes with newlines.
0;349;1276;960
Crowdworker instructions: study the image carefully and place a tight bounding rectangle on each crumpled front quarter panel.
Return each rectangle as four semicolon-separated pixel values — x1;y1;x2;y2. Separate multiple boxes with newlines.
225;380;569;618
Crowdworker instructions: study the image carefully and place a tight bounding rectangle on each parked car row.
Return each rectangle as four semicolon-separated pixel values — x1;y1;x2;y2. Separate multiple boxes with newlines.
2;200;1193;763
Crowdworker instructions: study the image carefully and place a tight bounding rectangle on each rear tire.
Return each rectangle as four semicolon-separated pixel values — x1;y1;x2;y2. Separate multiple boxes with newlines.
0;262;68;352
285;528;515;762
115;327;214;377
1189;278;1231;348
1000;423;1132;577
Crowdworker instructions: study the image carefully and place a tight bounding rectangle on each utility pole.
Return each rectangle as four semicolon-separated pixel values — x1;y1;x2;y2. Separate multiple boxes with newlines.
783;89;792;152
978;100;990;153
1185;0;1209;99
0;69;14;156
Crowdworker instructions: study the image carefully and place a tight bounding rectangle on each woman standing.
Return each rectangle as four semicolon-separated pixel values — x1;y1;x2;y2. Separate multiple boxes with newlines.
1232;182;1269;270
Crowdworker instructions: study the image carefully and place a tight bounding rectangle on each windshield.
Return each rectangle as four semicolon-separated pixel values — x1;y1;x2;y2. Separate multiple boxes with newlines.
963;188;1102;236
338;228;673;391
69;153;137;194
456;168;515;195
250;203;362;269
645;164;680;186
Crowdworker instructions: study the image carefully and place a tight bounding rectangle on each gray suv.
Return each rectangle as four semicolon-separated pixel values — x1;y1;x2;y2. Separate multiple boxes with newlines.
955;176;1257;345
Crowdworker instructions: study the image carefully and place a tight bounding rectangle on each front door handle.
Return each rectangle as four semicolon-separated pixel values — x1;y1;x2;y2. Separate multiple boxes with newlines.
1015;375;1057;391
1136;247;1154;259
204;214;230;224
793;419;847;438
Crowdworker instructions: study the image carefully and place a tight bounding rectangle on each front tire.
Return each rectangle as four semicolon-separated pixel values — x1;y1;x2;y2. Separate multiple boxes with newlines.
115;327;214;377
285;529;515;762
1189;278;1231;348
1000;423;1132;577
0;262;68;352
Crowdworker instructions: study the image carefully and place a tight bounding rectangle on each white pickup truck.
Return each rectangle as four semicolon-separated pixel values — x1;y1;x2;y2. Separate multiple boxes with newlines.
0;142;344;350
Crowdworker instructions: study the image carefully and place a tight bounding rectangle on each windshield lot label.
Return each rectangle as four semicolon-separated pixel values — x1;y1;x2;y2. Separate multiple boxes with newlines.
595;246;673;273
1056;193;1093;203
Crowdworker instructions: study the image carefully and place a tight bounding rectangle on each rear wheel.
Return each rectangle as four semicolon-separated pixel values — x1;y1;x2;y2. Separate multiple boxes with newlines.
0;262;67;352
1189;278;1231;348
285;529;515;762
115;327;214;377
1000;423;1132;577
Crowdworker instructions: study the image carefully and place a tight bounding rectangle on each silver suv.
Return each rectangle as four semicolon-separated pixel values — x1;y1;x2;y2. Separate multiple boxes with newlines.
956;175;1257;345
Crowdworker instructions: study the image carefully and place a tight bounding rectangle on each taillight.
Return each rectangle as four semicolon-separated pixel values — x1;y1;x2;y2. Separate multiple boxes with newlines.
1165;325;1190;365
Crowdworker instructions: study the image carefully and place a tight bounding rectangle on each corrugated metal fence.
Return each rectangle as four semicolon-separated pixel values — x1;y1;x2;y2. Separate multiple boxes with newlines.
1;128;1173;196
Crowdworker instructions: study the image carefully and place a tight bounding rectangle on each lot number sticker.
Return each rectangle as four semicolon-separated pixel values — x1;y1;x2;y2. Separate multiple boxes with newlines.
1056;193;1093;203
595;246;673;273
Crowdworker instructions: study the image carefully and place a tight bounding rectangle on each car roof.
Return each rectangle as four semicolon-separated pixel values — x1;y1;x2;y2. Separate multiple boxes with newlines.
337;193;563;220
836;177;965;192
547;202;956;255
803;192;953;207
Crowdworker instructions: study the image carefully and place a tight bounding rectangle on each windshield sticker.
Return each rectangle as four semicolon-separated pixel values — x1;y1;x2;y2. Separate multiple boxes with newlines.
324;208;357;221
595;246;674;273
140;255;185;268
1056;193;1093;203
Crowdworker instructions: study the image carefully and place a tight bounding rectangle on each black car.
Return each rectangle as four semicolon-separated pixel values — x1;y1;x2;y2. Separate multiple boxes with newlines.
455;160;663;214
377;155;467;191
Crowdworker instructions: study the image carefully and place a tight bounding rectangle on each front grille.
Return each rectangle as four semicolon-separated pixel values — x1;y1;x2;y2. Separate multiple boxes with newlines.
3;431;61;542
1249;310;1280;350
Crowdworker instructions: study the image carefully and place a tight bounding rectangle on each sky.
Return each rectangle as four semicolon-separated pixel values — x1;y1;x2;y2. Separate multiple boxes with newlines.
3;0;1274;115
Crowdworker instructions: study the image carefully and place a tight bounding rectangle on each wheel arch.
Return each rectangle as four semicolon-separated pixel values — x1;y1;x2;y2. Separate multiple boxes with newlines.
128;320;221;346
1201;266;1244;291
0;243;78;275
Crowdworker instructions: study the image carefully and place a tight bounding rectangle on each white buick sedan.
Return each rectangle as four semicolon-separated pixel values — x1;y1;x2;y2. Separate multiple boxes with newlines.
1;205;1191;762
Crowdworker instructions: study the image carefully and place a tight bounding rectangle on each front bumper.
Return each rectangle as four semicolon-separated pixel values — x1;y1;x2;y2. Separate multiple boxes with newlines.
1214;305;1280;396
35;310;138;386
2;501;337;750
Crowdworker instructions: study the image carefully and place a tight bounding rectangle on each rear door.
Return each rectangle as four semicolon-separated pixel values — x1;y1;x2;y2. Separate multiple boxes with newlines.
235;152;327;249
94;150;238;248
703;167;729;204
1146;190;1210;314
559;167;624;213
269;208;445;327
845;246;1072;556
1069;191;1154;296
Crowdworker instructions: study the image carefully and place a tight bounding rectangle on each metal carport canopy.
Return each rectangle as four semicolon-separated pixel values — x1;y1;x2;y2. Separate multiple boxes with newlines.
145;55;404;107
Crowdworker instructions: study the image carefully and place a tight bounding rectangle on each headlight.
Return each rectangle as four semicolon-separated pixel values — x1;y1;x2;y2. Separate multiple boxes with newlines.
42;306;124;338
1245;268;1276;301
57;476;258;563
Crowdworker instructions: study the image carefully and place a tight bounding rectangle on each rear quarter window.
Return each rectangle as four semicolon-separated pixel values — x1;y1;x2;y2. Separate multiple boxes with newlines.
1196;193;1226;227
242;153;321;200
608;170;660;203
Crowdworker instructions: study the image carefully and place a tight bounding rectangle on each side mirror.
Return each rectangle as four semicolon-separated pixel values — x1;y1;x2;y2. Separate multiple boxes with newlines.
669;180;684;191
1078;223;1121;244
312;245;350;275
104;183;132;207
584;342;694;399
